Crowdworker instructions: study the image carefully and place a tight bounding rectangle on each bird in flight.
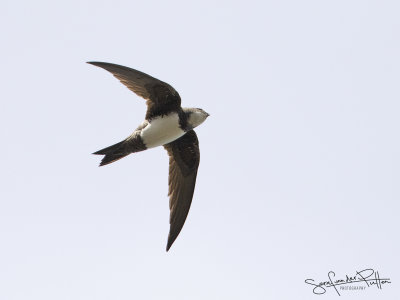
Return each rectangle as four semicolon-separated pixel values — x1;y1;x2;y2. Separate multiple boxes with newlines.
88;62;209;251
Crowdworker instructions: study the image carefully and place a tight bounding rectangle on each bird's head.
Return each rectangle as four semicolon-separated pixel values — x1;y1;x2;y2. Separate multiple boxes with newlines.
185;108;210;128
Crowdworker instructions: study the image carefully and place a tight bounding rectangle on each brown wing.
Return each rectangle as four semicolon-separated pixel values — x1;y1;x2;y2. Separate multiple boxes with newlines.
87;62;181;119
163;130;200;251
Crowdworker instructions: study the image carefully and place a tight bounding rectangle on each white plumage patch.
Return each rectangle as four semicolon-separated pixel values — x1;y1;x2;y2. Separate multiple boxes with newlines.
140;113;185;148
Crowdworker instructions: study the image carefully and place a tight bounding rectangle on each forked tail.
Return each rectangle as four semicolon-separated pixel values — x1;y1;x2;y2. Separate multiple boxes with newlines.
93;140;132;166
93;133;147;166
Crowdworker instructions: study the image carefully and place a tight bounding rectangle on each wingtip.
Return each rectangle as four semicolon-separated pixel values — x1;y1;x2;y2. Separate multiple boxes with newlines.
87;61;100;66
166;237;173;252
87;61;109;68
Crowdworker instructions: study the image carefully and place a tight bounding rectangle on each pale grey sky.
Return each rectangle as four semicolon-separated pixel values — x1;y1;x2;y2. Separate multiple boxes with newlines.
1;1;399;299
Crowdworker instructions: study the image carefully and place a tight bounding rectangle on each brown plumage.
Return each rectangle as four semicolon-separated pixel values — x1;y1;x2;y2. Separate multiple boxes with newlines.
87;62;182;120
164;130;200;251
88;62;208;251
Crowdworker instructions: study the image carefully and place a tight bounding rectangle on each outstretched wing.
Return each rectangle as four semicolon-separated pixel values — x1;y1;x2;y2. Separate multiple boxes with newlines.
163;130;200;251
87;61;181;119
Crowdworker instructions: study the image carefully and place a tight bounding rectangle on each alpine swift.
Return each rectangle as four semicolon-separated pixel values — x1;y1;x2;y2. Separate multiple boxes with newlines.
88;62;209;251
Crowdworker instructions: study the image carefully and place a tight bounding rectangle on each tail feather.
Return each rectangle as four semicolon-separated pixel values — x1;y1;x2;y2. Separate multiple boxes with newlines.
93;140;125;155
93;140;131;166
93;134;147;166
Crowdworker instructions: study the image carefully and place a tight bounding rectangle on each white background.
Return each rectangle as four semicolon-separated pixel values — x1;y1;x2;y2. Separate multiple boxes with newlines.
1;1;399;299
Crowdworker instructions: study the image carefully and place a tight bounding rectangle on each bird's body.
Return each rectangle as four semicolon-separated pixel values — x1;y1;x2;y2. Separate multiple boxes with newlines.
88;61;209;251
140;113;185;148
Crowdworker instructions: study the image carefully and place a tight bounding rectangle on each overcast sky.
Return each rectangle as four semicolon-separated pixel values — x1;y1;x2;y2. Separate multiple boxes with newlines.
1;1;399;299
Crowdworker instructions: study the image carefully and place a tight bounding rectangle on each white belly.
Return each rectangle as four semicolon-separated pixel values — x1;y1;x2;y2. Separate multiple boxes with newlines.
140;113;185;148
